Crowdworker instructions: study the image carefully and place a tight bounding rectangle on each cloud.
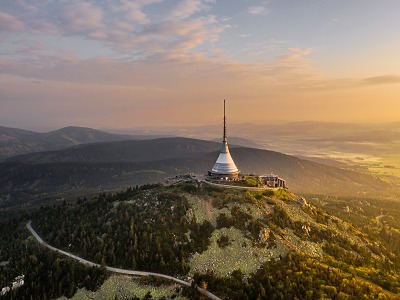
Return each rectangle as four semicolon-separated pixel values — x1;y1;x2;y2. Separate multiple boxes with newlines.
0;3;315;90
0;11;25;32
59;1;104;33
0;53;317;128
278;48;314;60
0;0;227;60
118;13;228;58
248;6;269;15
272;48;315;78
169;0;206;20
29;18;59;35
110;0;160;25
363;75;400;85
0;45;319;90
5;45;397;128
241;40;287;57
2;0;40;14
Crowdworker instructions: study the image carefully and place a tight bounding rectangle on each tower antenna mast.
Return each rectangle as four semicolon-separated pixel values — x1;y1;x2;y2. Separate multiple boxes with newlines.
223;99;227;143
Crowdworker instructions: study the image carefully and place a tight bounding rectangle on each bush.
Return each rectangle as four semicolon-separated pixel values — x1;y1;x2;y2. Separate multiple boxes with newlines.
217;235;231;248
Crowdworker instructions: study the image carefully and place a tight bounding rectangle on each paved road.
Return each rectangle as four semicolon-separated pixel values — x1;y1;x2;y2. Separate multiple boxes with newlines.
27;221;221;300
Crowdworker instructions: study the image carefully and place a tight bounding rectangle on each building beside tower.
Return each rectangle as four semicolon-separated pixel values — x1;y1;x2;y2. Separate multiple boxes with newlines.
260;175;286;188
208;100;240;180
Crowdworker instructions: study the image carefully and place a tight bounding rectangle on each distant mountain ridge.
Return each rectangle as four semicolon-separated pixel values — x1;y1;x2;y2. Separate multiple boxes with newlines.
0;137;392;209
0;125;261;161
6;137;224;163
0;125;162;160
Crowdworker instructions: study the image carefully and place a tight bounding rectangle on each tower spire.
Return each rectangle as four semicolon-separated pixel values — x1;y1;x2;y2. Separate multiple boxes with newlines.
209;99;239;178
223;99;227;143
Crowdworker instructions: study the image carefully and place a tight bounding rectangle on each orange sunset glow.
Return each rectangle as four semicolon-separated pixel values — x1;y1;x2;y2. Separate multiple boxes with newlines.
1;1;400;130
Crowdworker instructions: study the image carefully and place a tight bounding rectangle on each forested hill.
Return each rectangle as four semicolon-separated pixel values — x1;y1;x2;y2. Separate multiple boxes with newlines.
0;137;393;208
0;125;263;161
6;137;223;163
2;182;398;299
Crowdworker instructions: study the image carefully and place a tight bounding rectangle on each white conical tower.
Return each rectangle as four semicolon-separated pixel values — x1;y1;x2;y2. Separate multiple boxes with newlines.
210;100;240;178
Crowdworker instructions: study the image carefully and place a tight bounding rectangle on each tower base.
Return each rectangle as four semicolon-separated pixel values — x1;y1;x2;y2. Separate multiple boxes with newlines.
207;171;241;180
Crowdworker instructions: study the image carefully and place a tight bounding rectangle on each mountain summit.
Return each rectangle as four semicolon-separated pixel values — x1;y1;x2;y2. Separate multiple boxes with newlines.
25;182;400;299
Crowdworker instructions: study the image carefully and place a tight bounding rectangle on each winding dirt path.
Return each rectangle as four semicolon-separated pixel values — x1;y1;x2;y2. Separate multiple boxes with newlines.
27;221;221;300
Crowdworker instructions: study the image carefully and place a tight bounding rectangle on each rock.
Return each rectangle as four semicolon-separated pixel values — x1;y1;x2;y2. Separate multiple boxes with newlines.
259;228;270;243
186;208;194;222
299;197;308;206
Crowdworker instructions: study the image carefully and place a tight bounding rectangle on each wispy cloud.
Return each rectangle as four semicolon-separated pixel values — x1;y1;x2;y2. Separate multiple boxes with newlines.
0;48;322;128
110;0;162;25
168;0;208;20
276;48;314;67
0;1;314;84
0;0;226;59
0;46;319;88
363;75;400;85
59;1;104;33
0;11;25;31
248;6;269;15
241;40;287;57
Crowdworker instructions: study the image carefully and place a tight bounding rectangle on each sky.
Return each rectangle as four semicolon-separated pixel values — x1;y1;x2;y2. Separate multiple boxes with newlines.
1;0;400;131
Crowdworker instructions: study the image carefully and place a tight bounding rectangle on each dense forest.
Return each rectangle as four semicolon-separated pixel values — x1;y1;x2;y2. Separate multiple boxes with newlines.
0;215;107;300
1;182;400;299
34;183;214;274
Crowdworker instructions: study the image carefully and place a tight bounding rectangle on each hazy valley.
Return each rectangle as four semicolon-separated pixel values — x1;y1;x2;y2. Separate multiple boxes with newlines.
114;121;400;178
